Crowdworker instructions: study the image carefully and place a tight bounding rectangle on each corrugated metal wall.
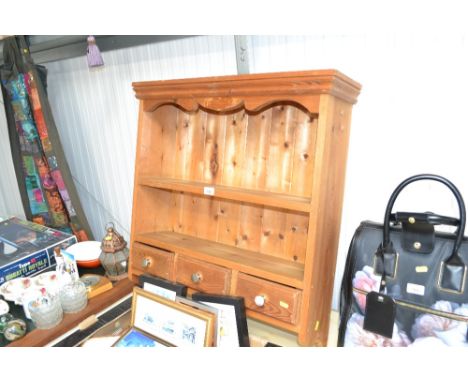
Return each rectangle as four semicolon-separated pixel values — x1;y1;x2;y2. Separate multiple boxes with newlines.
2;34;468;310
245;34;468;308
45;35;237;240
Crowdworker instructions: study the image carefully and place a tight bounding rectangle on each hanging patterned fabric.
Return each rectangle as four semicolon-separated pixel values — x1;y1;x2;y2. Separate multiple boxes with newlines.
0;36;93;241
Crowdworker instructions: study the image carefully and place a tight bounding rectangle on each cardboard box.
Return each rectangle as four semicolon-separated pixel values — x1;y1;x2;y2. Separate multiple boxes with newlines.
0;217;77;285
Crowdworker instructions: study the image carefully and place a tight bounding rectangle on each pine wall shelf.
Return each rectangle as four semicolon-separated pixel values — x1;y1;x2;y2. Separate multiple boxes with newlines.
129;70;361;345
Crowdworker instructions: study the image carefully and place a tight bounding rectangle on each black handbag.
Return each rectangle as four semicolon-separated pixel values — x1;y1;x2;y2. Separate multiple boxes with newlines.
338;174;468;347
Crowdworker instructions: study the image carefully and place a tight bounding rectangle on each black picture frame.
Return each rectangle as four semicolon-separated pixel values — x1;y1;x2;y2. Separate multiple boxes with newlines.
192;292;250;347
138;274;187;299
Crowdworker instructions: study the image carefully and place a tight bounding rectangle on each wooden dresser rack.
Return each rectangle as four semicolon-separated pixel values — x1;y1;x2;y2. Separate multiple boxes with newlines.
129;70;361;346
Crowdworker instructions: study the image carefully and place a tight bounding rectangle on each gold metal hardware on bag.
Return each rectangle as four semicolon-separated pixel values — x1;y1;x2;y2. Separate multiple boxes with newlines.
353;287;468;322
437;262;467;295
415;265;429;273
408;216;416;224
372;252;400;279
413;242;422;250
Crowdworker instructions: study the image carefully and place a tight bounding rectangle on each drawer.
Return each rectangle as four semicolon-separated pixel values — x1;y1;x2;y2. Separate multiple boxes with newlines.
132;242;175;280
175;256;231;294
235;273;301;325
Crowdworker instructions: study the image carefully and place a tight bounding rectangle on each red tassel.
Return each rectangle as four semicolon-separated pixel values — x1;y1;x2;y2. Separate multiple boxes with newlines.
86;35;104;67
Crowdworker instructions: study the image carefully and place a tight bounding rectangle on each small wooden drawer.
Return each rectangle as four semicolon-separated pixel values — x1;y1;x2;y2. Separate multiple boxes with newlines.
132;242;175;280
235;273;301;325
175;256;231;294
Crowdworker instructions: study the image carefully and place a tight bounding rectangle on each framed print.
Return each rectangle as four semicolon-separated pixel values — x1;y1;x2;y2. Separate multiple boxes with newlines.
139;274;187;301
132;287;215;347
175;296;220;346
113;328;172;348
192;293;250;347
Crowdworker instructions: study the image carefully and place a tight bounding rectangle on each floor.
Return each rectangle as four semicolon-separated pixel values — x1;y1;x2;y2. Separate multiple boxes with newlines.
248;310;339;347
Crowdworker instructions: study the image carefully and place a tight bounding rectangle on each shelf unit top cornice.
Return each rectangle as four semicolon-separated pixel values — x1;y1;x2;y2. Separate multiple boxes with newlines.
133;70;361;113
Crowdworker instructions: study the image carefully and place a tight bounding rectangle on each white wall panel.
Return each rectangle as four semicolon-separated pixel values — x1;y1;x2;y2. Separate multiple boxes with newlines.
45;36;237;241
3;33;468;313
246;33;468;309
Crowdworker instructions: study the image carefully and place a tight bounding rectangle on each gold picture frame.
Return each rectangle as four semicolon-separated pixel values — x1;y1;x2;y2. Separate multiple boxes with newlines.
125;287;215;347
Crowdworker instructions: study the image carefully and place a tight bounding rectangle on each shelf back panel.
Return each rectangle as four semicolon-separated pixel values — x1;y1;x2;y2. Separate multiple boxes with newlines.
132;187;309;264
138;104;317;198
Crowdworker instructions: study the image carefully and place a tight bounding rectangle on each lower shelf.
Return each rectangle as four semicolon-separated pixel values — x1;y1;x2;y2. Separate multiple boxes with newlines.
133;231;304;289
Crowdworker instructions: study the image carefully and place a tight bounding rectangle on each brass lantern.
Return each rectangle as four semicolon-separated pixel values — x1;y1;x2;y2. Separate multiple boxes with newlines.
99;223;129;281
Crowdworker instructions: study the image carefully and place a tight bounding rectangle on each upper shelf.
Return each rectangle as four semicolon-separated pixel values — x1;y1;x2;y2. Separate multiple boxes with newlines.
139;176;311;213
132;70;362;114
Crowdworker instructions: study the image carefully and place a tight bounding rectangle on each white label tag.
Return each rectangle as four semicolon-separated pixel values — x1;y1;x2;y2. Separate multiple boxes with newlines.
203;186;215;196
406;282;425;296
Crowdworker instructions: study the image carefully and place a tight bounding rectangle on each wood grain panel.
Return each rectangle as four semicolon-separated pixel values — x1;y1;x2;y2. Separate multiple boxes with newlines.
265;105;296;193
131;71;361;346
203;113;227;183
217;200;241;246
138;112;162;177
159;106;178;178
174;111;191;179
284;211;309;264
188;111;207;182
222;111;248;187
260;208;286;258
237;203;263;253
235;273;301;324
139;177;311;212
132;242;175;280
135;231;304;288
176;256;231;294
171;191;185;233
290;113;317;197
132;187;172;234
134;70;362;108
242;110;271;190
299;96;354;345
193;195;220;240
180;193;199;237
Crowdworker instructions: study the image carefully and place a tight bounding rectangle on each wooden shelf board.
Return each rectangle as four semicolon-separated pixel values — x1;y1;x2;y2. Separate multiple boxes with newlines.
134;231;304;289
139;177;311;213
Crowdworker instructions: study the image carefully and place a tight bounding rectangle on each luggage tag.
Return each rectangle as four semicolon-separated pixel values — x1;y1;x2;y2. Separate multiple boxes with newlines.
363;291;396;338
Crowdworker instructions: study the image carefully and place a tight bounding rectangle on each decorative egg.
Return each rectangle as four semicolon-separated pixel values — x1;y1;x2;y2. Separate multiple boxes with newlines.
0;313;14;334
4;319;27;341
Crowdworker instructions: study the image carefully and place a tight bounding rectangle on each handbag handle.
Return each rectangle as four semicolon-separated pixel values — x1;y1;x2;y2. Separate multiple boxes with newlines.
390;212;459;227
383;174;466;264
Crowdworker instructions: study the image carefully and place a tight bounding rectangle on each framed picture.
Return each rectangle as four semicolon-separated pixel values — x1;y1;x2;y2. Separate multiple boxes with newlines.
113;327;172;348
192;293;250;347
131;287;215;347
175;296;220;346
139;274;187;301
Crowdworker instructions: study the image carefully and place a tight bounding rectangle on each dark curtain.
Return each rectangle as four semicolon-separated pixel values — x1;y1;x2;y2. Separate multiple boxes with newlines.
0;36;93;240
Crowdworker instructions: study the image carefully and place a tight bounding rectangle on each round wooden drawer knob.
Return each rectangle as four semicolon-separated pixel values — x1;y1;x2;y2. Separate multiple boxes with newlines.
141;257;152;268
254;295;265;307
191;272;203;284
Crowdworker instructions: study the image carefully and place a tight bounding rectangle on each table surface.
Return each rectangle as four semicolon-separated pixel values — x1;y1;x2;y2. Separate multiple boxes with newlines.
3;266;134;347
